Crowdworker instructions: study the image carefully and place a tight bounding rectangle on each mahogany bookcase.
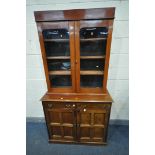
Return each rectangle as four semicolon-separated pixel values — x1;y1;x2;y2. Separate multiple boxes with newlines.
34;7;115;145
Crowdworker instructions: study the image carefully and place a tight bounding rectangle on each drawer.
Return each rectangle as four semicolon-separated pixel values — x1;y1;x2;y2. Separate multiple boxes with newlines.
43;101;77;109
77;102;111;111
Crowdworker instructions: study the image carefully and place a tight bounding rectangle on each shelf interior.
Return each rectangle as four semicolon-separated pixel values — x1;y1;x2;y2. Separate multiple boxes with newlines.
80;71;104;75
49;71;71;75
80;38;107;41
47;56;70;60
80;56;105;59
80;75;103;87
44;39;69;42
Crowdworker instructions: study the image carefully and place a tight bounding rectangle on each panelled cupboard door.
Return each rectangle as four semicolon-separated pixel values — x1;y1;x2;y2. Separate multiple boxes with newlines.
76;103;111;144
75;20;113;93
37;21;76;93
43;102;77;142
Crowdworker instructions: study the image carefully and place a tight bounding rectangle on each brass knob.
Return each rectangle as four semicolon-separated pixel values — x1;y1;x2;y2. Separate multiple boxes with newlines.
72;104;75;107
83;108;86;112
65;104;71;108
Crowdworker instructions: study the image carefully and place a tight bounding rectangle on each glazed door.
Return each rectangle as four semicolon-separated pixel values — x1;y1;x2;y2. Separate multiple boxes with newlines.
75;20;113;93
37;22;76;93
44;102;77;142
76;103;111;144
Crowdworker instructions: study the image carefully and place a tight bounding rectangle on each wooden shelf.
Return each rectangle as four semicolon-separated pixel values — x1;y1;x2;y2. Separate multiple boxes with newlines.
50;123;73;127
80;124;104;128
80;70;104;75
47;56;70;60
44;39;69;42
49;70;71;75
49;70;103;75
80;38;107;42
80;56;105;59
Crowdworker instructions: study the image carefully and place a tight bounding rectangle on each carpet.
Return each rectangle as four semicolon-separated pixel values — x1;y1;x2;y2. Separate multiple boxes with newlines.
26;122;129;155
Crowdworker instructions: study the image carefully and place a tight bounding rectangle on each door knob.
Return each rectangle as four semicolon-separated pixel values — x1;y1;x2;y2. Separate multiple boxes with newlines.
83;108;87;112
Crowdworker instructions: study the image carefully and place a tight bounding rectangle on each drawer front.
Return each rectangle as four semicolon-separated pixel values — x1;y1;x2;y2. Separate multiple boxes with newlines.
76;103;111;144
43;102;77;142
43;102;76;109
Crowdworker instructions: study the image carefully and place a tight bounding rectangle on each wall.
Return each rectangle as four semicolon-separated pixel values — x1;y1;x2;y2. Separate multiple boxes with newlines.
26;0;129;120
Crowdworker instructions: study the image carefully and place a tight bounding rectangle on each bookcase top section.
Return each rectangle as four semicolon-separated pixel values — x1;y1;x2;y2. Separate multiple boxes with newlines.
34;8;115;22
41;92;113;103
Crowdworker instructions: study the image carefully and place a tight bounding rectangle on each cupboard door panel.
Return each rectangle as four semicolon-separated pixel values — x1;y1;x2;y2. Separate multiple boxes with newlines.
43;102;77;142
77;103;111;143
37;22;76;93
75;20;113;93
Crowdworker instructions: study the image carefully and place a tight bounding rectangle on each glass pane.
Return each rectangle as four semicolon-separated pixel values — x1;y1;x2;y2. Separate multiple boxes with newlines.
49;75;71;87
80;27;108;88
43;29;70;57
42;28;72;88
43;29;69;39
80;27;108;56
80;27;108;39
44;42;70;57
80;40;106;56
47;59;71;71
80;75;103;87
80;59;105;71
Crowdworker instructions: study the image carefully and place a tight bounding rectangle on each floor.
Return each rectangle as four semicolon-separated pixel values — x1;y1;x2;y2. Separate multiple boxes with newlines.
26;122;129;155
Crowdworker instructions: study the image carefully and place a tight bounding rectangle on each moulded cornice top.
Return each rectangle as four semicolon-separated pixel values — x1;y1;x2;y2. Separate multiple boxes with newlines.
34;7;115;22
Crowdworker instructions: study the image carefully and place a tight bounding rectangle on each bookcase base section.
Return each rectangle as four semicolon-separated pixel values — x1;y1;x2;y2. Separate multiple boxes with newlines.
42;94;112;145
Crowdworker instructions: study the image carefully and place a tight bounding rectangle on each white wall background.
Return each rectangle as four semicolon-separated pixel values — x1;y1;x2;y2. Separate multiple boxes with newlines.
26;0;129;120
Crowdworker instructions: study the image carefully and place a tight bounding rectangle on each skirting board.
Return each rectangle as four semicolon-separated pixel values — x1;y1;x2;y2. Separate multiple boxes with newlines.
26;117;129;126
